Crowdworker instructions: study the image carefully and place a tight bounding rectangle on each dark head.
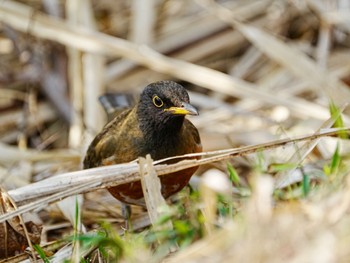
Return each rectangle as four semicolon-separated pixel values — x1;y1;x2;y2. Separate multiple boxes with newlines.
137;81;198;137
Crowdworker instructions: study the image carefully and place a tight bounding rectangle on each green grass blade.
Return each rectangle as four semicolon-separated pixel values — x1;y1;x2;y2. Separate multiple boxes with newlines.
33;244;50;263
329;101;348;139
330;142;341;175
269;163;298;172
302;172;310;197
227;162;240;186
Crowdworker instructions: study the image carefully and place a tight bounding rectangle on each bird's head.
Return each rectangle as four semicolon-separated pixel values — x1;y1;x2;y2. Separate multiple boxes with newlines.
137;81;198;132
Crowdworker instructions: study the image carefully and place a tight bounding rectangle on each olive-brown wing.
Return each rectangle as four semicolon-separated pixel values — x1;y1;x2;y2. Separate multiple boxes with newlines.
83;109;136;168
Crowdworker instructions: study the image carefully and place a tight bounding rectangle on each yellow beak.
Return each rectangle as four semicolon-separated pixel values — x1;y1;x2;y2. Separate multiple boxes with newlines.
164;102;198;116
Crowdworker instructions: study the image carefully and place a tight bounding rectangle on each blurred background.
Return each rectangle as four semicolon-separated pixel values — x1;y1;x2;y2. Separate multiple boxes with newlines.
2;0;350;159
1;0;350;259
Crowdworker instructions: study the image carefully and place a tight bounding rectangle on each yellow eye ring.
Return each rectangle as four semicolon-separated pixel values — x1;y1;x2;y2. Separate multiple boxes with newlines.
152;95;164;107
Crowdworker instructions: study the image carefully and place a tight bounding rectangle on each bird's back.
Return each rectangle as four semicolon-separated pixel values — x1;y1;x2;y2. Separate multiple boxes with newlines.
84;92;143;168
83;107;144;168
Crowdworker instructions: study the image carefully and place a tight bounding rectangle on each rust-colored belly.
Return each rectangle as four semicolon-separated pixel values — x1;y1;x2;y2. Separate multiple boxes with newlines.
108;165;198;206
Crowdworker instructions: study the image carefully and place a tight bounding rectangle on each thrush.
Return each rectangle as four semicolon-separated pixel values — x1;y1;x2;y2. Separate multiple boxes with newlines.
83;80;202;206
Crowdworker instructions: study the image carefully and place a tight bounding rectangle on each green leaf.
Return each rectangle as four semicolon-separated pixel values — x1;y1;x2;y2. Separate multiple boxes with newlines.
227;162;240;185
323;164;331;176
33;244;50;263
302;172;310;197
74;195;79;236
329;101;348;139
155;212;173;225
330;142;341;175
269;163;298;172
76;233;123;259
173;220;190;235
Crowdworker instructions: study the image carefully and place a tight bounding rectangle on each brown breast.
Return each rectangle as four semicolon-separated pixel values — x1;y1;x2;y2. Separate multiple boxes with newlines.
108;156;201;206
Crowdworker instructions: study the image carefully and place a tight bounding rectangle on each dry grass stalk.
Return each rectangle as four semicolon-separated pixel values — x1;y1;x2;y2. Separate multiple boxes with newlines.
0;189;40;260
139;155;169;227
105;0;270;82
80;0;105;139
129;0;156;44
66;0;84;149
197;0;350;107
0;142;80;164
0;127;347;224
0;0;331;120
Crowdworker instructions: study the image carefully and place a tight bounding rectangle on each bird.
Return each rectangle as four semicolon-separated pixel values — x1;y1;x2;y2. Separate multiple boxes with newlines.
83;80;202;207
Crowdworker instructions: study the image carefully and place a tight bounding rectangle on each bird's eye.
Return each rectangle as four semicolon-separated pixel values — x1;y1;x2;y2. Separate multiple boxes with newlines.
152;95;164;108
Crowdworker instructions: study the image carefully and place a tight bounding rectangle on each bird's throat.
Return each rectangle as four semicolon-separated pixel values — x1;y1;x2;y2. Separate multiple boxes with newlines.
139;114;185;157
